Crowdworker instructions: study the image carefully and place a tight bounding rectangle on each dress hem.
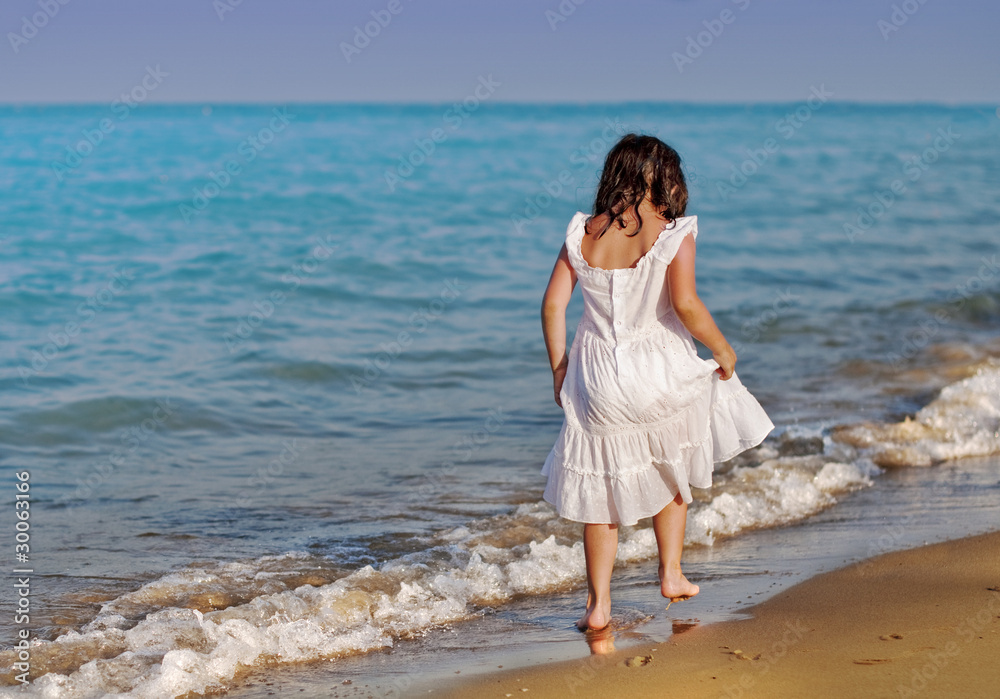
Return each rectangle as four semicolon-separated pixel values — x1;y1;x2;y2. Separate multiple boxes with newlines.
542;422;773;526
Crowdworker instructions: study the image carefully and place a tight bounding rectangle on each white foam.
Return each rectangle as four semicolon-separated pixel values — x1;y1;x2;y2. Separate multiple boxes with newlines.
687;458;873;546
833;360;1000;467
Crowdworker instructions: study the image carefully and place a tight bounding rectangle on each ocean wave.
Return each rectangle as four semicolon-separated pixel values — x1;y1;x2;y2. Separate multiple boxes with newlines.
832;359;1000;467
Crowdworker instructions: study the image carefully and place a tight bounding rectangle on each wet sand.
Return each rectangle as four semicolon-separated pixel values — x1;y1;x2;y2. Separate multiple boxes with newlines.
438;530;1000;699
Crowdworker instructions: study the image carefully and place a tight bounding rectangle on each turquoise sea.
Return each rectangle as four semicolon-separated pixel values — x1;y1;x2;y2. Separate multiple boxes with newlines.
1;103;999;697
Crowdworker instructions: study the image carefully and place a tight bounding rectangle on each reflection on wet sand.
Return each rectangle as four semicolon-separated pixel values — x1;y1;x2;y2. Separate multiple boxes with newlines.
581;615;700;656
583;624;616;655
671;619;699;635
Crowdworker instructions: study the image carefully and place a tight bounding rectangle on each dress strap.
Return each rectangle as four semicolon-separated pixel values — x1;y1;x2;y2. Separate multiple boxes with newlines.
647;216;698;266
564;211;593;275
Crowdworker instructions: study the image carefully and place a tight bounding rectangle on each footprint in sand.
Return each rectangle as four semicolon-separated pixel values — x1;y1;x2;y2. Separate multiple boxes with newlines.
626;655;653;668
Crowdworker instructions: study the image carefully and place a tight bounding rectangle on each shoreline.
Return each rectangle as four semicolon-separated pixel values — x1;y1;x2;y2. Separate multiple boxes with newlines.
226;457;1000;699
436;530;1000;698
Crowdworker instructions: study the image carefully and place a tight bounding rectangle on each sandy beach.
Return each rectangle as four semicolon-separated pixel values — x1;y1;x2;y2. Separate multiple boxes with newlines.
439;531;1000;699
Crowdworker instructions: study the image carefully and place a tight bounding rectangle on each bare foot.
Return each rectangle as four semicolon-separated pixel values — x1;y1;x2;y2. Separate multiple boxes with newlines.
659;564;699;602
576;592;612;631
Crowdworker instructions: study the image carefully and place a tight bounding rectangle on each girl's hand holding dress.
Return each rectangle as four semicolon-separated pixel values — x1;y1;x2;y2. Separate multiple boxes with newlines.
713;345;736;380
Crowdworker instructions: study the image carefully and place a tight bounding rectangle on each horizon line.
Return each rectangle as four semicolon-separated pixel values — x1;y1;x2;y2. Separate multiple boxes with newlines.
0;98;995;109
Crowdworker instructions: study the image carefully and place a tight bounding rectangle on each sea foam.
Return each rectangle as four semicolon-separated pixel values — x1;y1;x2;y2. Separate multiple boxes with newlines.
833;360;1000;467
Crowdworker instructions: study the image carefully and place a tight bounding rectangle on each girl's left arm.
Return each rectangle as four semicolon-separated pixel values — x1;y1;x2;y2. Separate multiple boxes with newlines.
541;243;577;407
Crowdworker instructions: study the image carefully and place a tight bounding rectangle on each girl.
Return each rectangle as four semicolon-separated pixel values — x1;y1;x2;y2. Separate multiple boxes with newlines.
540;134;774;632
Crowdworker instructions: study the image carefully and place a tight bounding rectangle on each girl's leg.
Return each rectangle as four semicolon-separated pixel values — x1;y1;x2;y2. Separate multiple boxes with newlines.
576;522;618;631
652;493;700;601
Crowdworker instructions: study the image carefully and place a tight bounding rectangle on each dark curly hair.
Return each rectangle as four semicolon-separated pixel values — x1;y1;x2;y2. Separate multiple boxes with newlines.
590;133;688;239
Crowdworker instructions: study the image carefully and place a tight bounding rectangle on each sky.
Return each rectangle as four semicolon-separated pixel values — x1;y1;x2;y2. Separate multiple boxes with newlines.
0;0;997;104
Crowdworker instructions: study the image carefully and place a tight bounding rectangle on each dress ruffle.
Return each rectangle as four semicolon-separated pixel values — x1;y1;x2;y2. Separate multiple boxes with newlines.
542;373;773;526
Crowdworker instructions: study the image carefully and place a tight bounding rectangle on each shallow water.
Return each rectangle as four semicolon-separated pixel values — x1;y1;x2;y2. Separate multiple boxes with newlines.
1;103;998;697
225;452;1000;699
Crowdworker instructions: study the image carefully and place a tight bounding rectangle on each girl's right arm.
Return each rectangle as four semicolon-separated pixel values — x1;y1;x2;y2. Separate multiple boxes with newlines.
666;234;736;380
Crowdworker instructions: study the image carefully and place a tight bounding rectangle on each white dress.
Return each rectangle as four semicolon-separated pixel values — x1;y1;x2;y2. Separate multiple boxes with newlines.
542;211;775;526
